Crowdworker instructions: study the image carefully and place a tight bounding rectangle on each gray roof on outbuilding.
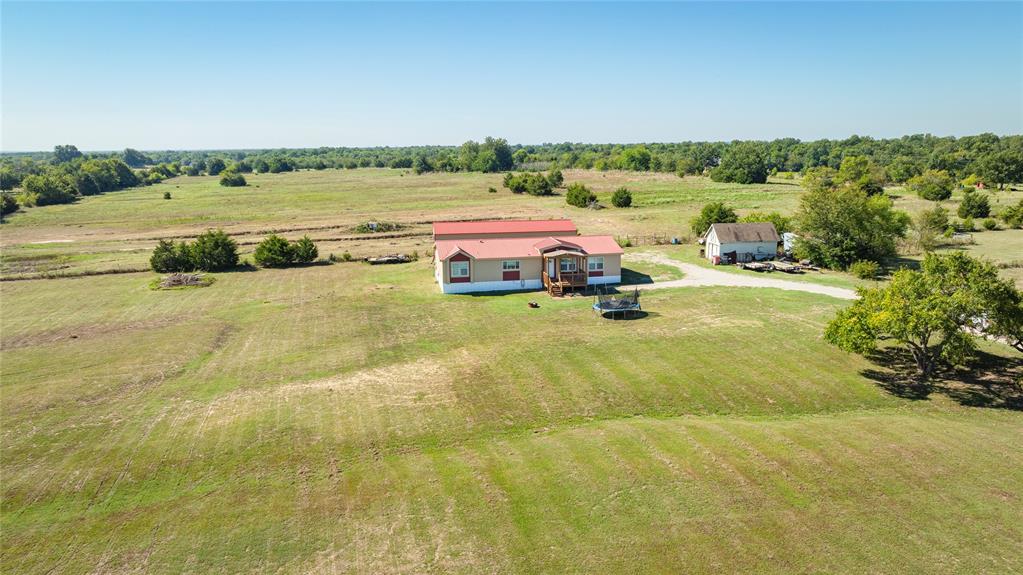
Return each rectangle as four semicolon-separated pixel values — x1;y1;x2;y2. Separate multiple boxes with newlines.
708;222;780;243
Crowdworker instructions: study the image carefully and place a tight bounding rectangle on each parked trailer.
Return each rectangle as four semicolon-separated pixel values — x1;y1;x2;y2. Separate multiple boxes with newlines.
771;261;805;274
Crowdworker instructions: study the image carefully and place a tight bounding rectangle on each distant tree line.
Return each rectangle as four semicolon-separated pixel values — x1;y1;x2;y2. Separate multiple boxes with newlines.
2;134;1021;214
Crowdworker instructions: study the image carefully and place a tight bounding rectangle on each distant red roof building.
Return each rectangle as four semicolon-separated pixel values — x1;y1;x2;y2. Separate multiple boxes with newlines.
432;219;577;239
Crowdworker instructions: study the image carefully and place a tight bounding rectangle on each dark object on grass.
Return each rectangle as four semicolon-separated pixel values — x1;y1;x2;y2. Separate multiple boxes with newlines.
154;273;213;289
528;301;540;308
366;254;412;265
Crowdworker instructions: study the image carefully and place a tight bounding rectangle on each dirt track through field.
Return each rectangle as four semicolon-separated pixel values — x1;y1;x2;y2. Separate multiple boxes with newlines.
624;253;858;300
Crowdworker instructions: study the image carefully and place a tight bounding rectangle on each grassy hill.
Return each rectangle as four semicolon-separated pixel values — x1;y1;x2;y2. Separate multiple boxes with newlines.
2;169;1021;573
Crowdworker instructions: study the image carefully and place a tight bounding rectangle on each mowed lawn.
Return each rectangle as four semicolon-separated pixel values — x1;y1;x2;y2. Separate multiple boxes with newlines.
3;259;1022;573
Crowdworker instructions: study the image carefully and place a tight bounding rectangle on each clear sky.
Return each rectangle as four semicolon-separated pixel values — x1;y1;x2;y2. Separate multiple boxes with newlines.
2;1;1021;151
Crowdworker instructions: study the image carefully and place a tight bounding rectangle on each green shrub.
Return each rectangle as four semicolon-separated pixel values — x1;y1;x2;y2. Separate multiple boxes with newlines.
982;218;998;231
960;217;974;232
616;236;632;248
254;234;295;267
1001;200;1023;228
341;251;354;261
907;169;954;201
291;235;318;263
503;172;553;196
219;172;247;187
957;191;990;218
22;174;78;206
150;239;194;273
611;187;632;208
487;187;497;193
565;183;596;207
353;221;402;233
190;229;239;271
1;193;19;216
546;168;564;188
163;191;172;200
849;260;880;280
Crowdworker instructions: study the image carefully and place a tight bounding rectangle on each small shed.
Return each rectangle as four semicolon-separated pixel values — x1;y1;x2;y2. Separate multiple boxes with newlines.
704;222;780;264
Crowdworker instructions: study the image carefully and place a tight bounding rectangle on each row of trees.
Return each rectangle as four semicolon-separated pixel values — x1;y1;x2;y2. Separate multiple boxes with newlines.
151;230;321;272
6;134;1019;188
150;230;240;273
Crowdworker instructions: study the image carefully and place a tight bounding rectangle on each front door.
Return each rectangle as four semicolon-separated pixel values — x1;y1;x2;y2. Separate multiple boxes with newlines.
547;258;556;281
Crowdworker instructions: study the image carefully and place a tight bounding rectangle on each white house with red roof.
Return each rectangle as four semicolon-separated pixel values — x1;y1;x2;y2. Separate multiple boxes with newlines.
432;219;623;295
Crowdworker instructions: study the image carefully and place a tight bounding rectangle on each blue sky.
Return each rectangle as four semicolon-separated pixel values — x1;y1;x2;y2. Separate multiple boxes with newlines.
2;1;1021;151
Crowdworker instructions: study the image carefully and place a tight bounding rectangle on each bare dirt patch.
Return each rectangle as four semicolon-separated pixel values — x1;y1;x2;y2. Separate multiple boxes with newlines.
201;357;459;429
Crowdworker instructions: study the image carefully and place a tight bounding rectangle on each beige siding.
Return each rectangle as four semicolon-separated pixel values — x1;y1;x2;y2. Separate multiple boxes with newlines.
467;257;542;282
601;254;622;277
439;256;543;284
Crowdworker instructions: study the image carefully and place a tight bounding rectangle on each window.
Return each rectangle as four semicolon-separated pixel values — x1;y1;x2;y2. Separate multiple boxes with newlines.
560;258;577;273
450;261;469;278
588;256;604;272
502;260;520;271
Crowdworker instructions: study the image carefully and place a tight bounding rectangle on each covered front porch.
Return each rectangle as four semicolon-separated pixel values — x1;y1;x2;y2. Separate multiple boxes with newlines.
542;249;588;296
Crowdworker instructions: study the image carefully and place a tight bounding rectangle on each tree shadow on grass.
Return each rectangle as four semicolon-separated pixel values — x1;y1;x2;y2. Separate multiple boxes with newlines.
861;347;1023;410
882;256;922;273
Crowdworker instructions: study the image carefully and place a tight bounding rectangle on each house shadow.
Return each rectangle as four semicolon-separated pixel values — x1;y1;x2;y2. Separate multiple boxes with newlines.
860;347;1023;410
620;267;654;285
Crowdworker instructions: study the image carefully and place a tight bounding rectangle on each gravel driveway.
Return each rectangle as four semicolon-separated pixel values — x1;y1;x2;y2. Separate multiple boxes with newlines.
622;253;859;300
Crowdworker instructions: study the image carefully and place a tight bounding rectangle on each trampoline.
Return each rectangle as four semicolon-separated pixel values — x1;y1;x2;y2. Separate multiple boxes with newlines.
593;287;642;319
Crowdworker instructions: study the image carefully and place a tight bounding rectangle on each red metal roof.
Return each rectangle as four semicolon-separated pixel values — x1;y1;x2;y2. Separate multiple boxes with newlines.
436;235;623;261
432;219;577;236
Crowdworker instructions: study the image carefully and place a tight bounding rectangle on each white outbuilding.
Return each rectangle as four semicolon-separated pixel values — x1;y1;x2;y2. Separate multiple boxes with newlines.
704;222;780;264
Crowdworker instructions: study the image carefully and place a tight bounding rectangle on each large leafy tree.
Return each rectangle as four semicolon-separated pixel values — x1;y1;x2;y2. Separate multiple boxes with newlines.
122;148;152;168
836;155;887;196
710;141;767;184
794;178;909;269
21;173;78;206
52;144;82;164
978;149;1023;190
826;252;1021;379
206;158;227;176
619;146;652;171
739;211;791;234
690;201;738;235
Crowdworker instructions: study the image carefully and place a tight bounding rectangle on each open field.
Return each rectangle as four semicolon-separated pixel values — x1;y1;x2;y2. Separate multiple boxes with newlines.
0;169;806;279
2;168;1022;573
3;168;1020;285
